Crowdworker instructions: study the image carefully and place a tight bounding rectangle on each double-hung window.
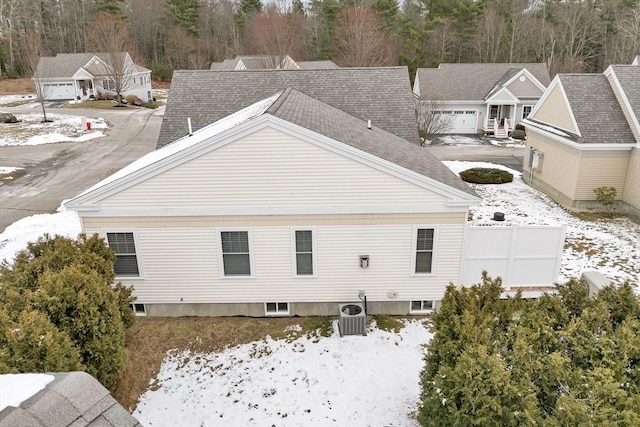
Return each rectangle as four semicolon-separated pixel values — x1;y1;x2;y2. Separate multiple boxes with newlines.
522;105;533;120
294;230;314;276
414;227;435;274
220;231;251;276
106;232;140;277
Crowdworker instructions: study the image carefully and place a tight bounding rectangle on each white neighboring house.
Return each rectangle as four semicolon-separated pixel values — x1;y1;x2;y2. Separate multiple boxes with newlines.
33;52;152;102
413;63;550;137
64;88;482;317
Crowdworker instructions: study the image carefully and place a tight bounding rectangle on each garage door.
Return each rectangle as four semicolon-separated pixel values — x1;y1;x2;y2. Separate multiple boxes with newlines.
438;110;478;134
44;83;76;100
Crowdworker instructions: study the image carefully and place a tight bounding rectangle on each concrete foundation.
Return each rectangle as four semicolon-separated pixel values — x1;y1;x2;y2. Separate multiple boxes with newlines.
143;300;440;317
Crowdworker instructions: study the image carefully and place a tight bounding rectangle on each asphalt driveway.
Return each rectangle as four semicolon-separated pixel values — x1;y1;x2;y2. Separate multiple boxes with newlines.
0;106;161;232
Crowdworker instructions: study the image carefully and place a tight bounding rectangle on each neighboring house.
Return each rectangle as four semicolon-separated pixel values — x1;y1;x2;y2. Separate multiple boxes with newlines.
632;55;639;66
157;67;419;148
210;55;339;70
65;88;481;317
0;372;141;426
33;52;152;102
413;63;550;137
522;63;640;218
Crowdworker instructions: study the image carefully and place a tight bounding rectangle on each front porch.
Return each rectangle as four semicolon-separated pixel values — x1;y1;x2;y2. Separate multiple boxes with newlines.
482;104;514;139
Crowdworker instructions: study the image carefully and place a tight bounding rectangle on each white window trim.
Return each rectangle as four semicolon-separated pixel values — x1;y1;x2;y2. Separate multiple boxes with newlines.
522;105;535;120
130;303;147;316
291;227;317;278
409;300;434;314
264;302;290;316
410;225;438;276
217;228;255;278
102;230;144;279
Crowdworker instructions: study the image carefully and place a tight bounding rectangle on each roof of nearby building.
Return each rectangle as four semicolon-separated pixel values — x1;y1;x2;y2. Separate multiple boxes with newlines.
528;73;636;144
34;52;149;78
415;63;551;100
610;65;640;123
297;60;340;69
157;67;419;148
268;88;477;196
0;372;141;427
69;88;476;206
210;56;340;71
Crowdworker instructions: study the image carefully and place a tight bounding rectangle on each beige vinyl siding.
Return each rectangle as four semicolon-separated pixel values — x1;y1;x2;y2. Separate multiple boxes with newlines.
607;72;640;143
623;147;640;209
86;215;466;304
530;84;578;134
506;76;544;98
99;127;450;211
526;131;581;199
574;150;630;200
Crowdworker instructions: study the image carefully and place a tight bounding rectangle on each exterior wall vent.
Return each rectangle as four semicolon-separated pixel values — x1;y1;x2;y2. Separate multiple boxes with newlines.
338;303;367;336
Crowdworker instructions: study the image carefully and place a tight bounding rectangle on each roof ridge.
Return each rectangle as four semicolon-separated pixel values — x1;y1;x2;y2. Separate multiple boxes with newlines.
265;87;295;114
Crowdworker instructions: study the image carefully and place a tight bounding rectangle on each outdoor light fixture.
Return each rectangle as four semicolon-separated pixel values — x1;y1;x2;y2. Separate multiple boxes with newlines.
359;255;369;269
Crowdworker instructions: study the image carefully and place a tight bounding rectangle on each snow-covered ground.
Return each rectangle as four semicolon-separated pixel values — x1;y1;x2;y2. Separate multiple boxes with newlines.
134;320;431;426
0;113;107;146
430;134;525;148
445;161;639;284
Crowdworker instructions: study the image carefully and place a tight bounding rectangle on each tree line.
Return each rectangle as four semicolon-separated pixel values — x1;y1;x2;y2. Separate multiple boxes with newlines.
1;0;639;81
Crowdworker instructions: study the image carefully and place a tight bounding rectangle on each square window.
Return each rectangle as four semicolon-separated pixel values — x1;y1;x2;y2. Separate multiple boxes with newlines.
130;303;146;316
265;302;289;315
220;231;251;276
106;232;139;276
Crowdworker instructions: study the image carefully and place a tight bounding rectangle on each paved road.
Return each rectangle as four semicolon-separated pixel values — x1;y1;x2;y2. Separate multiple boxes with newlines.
0;106;161;232
426;143;525;172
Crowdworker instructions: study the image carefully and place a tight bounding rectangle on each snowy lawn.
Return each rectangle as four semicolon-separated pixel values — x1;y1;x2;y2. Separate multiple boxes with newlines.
445;161;639;285
0;113;107;146
133;320;432;427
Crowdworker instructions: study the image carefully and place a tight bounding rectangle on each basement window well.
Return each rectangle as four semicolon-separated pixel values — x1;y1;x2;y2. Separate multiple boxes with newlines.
130;303;146;316
265;302;290;316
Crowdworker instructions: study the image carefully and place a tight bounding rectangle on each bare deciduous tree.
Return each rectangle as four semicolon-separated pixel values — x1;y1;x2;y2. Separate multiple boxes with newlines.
415;98;453;143
20;30;51;122
85;13;137;105
247;9;306;62
334;8;395;67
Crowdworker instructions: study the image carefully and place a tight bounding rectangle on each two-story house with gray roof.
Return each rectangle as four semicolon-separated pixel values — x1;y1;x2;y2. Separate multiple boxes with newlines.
413;63;550;137
522;64;640;218
65;88;481;317
33;52;152;102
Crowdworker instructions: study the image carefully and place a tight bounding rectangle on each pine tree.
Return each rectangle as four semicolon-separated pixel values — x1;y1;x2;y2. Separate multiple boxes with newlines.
0;234;135;388
167;0;201;37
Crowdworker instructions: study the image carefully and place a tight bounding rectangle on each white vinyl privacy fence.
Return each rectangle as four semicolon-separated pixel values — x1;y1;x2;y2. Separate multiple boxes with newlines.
462;224;567;287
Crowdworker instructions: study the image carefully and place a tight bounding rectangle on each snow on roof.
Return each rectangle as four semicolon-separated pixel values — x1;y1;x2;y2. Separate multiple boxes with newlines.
67;91;282;204
521;118;571;138
0;374;55;411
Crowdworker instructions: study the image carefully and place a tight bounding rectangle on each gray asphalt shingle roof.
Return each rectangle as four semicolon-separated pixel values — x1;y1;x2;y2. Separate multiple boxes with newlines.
610;65;640;123
297;60;339;69
0;372;141;427
34;52;149;78
267;88;477;196
157;67;419;148
557;73;636;144
415;63;550;100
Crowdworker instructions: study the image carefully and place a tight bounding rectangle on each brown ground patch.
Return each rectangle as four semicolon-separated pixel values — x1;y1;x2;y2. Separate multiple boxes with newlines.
0;168;26;184
0;78;34;95
152;80;171;90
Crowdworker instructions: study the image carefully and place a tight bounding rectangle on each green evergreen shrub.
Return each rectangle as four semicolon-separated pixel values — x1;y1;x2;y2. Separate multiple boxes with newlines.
459;167;513;184
0;234;135;388
515;123;526;131
419;274;640;426
510;129;526;140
